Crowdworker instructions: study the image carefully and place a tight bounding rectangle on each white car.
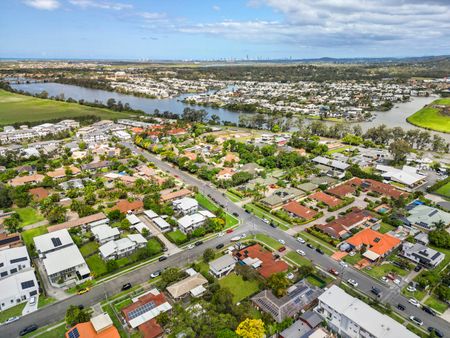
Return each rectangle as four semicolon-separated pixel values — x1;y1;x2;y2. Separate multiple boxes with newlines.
410;316;423;326
278;239;286;245
349;251;356;257
339;261;348;268
218;232;225;237
286;272;295;280
347;279;358;287
187;244;195;250
150;271;161;278
381;276;389;283
409;298;420;307
29;296;36;306
407;285;417;292
393;279;401;286
297;237;306;244
4;316;20;324
296;249;306;256
262;218;270;224
240;233;247;239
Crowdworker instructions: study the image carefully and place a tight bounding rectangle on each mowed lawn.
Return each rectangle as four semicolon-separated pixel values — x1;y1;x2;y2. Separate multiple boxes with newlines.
14;207;44;227
407;98;450;133
0;89;133;124
21;226;48;248
218;273;260;303
435;181;450;198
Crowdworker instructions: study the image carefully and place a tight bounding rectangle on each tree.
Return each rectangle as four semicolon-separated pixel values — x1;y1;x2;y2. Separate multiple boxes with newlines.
65;305;91;327
429;230;450;249
203;248;215;263
106;260;119;272
0;184;12;208
4;214;20;233
47;206;66;224
389;139;410;164
235;319;265;338
108;209;123;222
267;272;290;297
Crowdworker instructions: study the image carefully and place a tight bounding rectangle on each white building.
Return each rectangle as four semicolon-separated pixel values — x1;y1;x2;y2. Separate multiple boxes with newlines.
376;164;426;188
91;224;120;244
33;229;91;288
315;285;418;338
0;246;31;279
0;269;38;311
173;197;199;215
152;217;171;232
209;254;236;278
177;213;207;234
99;234;147;260
400;243;445;269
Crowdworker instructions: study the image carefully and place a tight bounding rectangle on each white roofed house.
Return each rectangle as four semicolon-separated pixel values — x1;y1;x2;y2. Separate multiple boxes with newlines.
0;269;38;311
91;224;120;244
33;229;91;288
152;216;171;232
400;242;445;269
173;197;199;215
375;164;426;188
177;213;207;234
99;234;147;260
0;246;32;279
209;254;236;278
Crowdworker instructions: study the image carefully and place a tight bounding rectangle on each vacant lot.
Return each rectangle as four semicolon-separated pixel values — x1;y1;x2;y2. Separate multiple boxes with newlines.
435;181;450;198
218;273;260;303
21;226;48;248
407;98;450;133
0;89;133;124
15;207;44;227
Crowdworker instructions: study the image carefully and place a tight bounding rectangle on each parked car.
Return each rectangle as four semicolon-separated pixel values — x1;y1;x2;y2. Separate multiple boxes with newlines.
158;255;168;262
397;304;405;311
195;241;203;246
296;249;305;256
278;246;286;252
409;316;423;326
4;316;20;324
150;270;161;278
393;279;401;286
347;279;358;287
348;251;356;256
270;222;276;228
427;327;444;338
286;272;295;280
316;248;324;255
339;261;348;268
20;324;38;336
381;276;389;283
278;239;286;245
297;237;306;244
414;265;422;272
306;243;314;249
216;243;224;249
262;218;270;224
231;236;241;242
240;233;247;239
407;285;417;292
187;244;195;250
233;212;239;217
422;306;436;316
371;287;381;297
328;268;339;276
29;296;36;306
121;283;132;291
409;298;420;307
226;229;234;233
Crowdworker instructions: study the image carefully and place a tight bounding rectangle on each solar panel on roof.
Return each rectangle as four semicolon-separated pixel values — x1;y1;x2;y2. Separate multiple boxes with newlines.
21;280;35;289
428;210;438;217
51;237;62;247
68;328;80;338
128;301;156;320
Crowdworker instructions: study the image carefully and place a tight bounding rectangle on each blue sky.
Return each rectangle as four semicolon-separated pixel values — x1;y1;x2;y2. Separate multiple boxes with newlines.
1;0;450;60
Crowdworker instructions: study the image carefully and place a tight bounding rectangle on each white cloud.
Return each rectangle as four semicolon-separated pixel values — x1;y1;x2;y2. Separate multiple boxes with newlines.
23;0;60;10
69;0;133;11
212;5;221;11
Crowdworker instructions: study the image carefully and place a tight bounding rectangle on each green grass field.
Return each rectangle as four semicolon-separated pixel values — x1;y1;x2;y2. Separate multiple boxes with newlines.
80;241;100;257
0;303;26;323
0;89;133;124
435;181;450;198
21;226;48;248
364;263;409;279
285;251;313;266
166;229;188;245
425;295;448;313
407;98;450;133
86;254;108;277
254;234;283;250
218;273;260;303
14;207;44;227
378;222;395;234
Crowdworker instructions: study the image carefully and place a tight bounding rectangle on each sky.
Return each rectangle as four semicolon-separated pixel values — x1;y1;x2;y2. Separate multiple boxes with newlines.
1;0;450;60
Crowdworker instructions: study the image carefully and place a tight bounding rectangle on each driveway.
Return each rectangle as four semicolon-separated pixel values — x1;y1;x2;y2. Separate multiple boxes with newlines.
35;260;69;301
138;215;181;255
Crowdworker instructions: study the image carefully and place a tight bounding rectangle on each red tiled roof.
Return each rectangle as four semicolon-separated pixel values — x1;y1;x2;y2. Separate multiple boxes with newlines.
138;319;163;338
160;188;192;202
346;228;401;256
112;200;144;213
347;178;408;200
326;184;355;197
283;201;318;220
316;208;372;239
309;191;342;207
65;321;120;338
235;244;288;278
29;187;49;201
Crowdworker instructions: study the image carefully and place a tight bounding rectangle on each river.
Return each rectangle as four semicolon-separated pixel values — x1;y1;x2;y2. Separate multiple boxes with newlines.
11;82;448;141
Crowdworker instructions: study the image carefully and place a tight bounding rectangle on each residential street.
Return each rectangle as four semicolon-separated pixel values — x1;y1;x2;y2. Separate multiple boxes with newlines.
1;143;449;337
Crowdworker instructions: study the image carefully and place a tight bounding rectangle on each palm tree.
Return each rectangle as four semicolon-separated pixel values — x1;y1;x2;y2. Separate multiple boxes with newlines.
432;220;446;230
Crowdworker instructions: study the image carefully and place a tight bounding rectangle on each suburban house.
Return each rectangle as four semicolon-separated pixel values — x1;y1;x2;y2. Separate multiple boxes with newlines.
160;188;193;203
0;232;22;249
216;168;236;180
34;229;91;287
235;244;288;278
326;184;356;198
65;313;120;338
152;217;172;232
282;201;318;221
121;289;172;338
173;197;199;215
404;204;450;230
279;311;324;338
166;272;208;299
252;280;323;323
238;162;263;176
315;285;417;338
113;199;144;214
309;191;342;208
261;188;305;209
0;269;38;311
177;213;209;234
46;212;108;233
375;164;426;188
209;254;236;278
46;165;81;179
347;177;409;200
312;156;349;178
344;228;401;262
28;187;50;201
9;174;45;187
91;224;121;244
316;208;375;239
400;242;445;269
0;246;31;279
99;234;147;260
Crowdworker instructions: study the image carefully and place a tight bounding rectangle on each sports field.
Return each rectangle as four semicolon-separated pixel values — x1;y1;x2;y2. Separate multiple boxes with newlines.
0;89;134;124
407;98;450;133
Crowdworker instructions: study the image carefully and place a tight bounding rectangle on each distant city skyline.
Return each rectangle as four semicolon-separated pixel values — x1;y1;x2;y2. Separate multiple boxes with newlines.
1;0;450;59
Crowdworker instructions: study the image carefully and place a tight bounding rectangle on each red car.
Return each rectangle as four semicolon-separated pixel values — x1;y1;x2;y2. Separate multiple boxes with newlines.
328;268;339;276
226;229;234;234
278;246;286;252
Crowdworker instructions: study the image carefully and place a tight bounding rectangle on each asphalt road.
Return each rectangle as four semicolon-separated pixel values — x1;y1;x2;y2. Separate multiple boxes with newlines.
1;143;448;337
